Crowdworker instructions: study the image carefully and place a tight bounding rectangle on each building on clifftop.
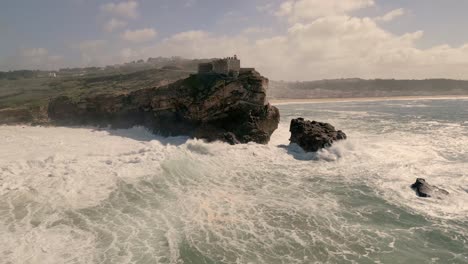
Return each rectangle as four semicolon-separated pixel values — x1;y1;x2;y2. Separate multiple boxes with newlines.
198;55;244;77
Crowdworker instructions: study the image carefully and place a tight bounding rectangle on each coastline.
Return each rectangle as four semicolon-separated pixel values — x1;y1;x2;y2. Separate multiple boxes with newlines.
269;95;468;105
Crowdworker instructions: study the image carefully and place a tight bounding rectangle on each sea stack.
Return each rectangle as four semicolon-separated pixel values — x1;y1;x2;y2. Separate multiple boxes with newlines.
411;178;449;198
48;57;280;144
289;118;347;152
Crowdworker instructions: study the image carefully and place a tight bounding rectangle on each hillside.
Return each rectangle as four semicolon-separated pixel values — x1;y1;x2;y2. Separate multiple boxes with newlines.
2;58;468;111
269;78;468;99
0;57;210;109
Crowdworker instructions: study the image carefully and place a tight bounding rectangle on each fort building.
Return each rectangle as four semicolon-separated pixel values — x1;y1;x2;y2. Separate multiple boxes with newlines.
198;55;253;77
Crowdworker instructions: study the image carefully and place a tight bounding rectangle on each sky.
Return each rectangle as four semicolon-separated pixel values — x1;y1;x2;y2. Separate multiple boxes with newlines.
1;0;468;81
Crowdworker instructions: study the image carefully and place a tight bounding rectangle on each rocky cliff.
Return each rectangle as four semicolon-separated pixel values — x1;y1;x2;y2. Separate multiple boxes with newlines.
289;118;346;152
0;106;47;125
47;70;280;144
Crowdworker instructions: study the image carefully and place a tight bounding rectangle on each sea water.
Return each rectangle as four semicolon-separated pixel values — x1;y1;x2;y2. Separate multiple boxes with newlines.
0;99;467;264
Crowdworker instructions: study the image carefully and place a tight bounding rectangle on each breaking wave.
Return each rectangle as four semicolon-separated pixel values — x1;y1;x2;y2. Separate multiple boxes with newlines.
1;99;467;263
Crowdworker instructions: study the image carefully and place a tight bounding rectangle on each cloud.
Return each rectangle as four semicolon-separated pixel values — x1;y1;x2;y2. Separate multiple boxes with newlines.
375;8;405;22
101;1;139;19
276;0;375;22
184;0;196;8
104;18;127;32
119;48;144;61
137;12;468;81
6;1;468;80
145;31;250;60
121;28;157;43
20;48;49;57
242;27;273;35
75;40;110;66
256;3;274;13
77;40;107;51
0;48;63;71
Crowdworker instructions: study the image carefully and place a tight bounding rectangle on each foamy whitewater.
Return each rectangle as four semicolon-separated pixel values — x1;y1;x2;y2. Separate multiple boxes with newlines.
1;99;467;263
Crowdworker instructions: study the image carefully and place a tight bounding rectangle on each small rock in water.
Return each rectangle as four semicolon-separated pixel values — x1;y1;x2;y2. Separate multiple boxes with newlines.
411;178;449;198
289;118;347;152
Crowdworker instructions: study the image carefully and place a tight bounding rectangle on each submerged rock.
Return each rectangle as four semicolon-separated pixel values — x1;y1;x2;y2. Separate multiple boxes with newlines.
411;178;449;198
289;118;346;152
48;70;280;144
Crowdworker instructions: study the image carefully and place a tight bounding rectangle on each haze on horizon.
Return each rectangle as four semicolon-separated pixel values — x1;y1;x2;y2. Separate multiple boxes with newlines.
2;0;468;81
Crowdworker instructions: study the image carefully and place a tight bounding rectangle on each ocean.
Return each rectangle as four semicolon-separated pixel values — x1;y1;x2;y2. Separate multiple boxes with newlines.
0;99;467;264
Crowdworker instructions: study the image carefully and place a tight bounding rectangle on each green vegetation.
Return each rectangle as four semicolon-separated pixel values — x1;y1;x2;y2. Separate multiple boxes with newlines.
0;57;219;109
3;56;468;109
0;70;38;80
0;57;206;109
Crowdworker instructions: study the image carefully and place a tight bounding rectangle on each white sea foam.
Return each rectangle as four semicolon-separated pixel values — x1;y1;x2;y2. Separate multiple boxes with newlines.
0;100;467;263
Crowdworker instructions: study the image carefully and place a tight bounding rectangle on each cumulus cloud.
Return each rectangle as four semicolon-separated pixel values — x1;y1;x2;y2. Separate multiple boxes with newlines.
375;8;405;22
101;1;139;19
256;3;275;13
0;48;63;70
104;18;127;32
136;11;468;81
276;0;375;22
121;28;157;43
129;1;468;80
7;0;468;80
242;27;273;35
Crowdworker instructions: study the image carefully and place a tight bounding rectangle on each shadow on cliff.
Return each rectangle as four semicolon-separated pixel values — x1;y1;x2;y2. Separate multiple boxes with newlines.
91;126;190;146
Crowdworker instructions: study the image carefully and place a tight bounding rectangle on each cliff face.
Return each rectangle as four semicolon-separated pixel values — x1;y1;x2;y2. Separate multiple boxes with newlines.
48;70;280;144
0;106;47;125
0;108;34;124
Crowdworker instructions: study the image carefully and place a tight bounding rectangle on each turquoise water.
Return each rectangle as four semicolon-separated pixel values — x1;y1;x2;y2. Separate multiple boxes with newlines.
0;99;467;263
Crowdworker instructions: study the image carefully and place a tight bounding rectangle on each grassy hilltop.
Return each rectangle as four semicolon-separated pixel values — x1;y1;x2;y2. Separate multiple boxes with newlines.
2;56;468;111
0;57;209;109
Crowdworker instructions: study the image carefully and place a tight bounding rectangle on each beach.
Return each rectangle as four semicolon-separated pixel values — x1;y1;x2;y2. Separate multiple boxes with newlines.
270;95;468;105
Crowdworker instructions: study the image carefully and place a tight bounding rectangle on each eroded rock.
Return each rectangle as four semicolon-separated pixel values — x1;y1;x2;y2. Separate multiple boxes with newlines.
48;70;280;144
0;108;33;124
411;178;449;198
289;118;346;152
0;106;47;125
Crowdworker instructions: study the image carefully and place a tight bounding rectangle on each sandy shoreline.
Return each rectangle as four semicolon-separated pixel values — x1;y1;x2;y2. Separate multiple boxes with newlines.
269;95;468;105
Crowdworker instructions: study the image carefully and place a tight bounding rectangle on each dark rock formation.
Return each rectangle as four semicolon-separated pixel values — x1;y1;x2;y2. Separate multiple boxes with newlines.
223;132;241;145
411;178;449;198
0;107;48;125
48;70;279;144
0;108;33;124
289;118;346;152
